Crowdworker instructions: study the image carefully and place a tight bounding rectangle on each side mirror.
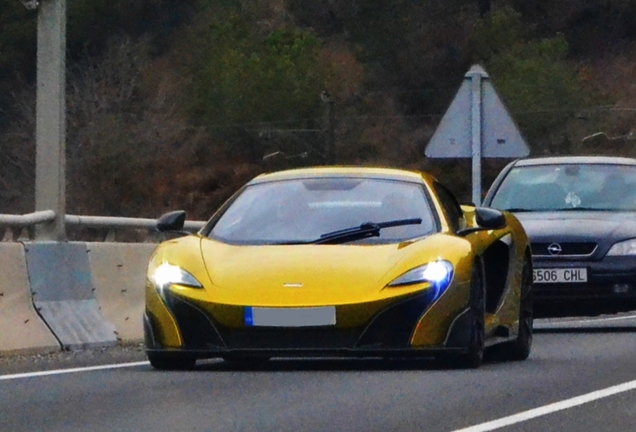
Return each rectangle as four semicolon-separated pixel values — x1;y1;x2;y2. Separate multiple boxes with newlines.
475;207;506;230
156;210;186;232
457;207;506;237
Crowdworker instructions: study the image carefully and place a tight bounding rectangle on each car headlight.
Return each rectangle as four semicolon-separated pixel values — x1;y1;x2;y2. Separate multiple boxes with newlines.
151;262;202;292
607;239;636;256
388;260;454;296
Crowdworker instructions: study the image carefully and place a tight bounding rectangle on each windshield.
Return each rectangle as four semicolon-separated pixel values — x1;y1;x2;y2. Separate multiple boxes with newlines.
490;163;636;212
209;177;437;245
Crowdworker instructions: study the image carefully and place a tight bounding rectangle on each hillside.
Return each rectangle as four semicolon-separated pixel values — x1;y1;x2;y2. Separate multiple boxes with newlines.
1;0;635;217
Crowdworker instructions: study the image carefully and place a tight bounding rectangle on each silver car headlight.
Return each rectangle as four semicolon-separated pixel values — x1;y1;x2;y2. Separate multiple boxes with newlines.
150;262;202;292
388;260;454;296
607;239;636;256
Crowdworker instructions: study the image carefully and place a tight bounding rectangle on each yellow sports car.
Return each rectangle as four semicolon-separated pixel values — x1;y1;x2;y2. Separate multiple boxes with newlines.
144;167;533;369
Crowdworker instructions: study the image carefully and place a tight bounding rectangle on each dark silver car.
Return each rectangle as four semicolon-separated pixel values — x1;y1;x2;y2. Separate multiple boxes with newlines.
483;156;636;315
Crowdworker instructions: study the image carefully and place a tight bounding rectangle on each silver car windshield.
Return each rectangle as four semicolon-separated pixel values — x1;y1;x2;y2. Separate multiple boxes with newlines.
491;163;636;211
210;177;438;245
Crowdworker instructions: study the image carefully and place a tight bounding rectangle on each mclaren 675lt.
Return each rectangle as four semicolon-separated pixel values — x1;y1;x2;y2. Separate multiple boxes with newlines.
144;167;533;370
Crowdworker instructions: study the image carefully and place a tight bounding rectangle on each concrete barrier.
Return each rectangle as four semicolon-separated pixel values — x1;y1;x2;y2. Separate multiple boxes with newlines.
88;243;157;342
0;243;60;355
0;241;158;355
24;242;118;350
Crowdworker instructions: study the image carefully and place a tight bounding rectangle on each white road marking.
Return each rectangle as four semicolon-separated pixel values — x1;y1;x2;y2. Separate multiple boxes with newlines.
535;314;636;328
0;361;149;381
453;379;636;432
569;315;636;324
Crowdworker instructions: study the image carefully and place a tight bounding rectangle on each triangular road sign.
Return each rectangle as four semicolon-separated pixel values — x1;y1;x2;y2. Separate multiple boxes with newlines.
425;79;472;157
481;76;530;157
425;65;529;158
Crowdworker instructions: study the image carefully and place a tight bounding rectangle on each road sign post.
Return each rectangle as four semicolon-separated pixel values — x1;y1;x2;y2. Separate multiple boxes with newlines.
425;65;529;206
470;69;483;206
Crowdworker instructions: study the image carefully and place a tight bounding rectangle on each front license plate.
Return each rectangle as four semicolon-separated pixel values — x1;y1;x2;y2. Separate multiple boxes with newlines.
244;306;336;327
533;268;588;283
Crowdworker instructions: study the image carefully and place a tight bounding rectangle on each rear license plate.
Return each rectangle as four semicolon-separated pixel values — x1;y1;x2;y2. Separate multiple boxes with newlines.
244;306;336;327
533;268;587;283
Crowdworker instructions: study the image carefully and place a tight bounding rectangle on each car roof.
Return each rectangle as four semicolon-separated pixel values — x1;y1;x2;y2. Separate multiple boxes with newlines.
513;155;636;167
249;166;433;185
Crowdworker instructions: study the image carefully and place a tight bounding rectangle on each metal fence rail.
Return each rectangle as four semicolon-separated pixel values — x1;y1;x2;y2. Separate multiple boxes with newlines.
0;211;206;242
0;210;56;226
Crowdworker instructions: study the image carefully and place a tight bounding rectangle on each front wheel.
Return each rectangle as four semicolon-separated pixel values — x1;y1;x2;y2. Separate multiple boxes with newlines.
501;255;533;361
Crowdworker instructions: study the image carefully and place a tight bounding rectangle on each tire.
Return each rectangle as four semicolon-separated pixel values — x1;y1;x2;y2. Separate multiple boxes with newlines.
443;260;486;369
147;352;196;370
501;255;533;361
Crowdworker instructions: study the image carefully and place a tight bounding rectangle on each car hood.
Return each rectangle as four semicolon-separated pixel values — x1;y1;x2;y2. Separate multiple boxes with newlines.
197;235;467;306
513;211;636;254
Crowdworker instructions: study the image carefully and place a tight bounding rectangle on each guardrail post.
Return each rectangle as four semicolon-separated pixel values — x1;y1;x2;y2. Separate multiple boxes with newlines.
1;227;13;242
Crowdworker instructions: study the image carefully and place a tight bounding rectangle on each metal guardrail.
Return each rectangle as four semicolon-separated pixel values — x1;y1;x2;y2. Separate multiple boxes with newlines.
0;210;56;226
0;211;206;242
64;214;205;231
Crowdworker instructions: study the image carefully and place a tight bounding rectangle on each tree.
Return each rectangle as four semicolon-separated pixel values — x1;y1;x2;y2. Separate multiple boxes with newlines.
182;2;329;162
469;7;609;154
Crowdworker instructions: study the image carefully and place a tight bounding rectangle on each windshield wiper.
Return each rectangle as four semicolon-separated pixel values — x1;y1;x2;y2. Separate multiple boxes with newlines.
556;206;618;211
504;208;535;212
312;218;422;245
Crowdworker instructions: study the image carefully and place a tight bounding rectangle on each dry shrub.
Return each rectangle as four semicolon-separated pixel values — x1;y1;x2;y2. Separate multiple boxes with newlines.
569;43;636;156
0;78;36;214
1;35;267;220
336;93;420;167
320;44;365;101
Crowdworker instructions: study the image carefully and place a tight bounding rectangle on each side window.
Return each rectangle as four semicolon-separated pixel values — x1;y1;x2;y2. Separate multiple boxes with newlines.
432;182;463;232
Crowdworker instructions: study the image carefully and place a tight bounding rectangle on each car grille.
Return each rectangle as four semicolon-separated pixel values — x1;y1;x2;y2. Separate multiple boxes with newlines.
164;291;436;351
221;327;362;349
534;283;607;298
531;242;597;256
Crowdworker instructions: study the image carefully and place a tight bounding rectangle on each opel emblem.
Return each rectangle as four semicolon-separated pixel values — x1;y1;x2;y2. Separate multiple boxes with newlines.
547;243;562;255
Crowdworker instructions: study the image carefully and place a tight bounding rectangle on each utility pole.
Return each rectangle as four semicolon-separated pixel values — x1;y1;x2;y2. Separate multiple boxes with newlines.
322;90;335;164
35;0;66;240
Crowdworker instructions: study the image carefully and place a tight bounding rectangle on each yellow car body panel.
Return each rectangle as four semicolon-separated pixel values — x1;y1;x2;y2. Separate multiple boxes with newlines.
144;166;532;367
151;234;472;330
145;283;182;348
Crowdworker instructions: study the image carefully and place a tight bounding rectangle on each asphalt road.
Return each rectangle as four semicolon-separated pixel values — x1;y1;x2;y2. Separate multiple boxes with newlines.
1;315;636;432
